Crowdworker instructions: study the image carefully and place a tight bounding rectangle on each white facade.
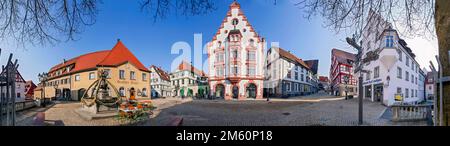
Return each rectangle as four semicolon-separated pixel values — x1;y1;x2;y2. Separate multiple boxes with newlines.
170;61;208;97
207;2;265;100
359;11;424;106
149;66;172;98
264;48;316;97
0;71;27;103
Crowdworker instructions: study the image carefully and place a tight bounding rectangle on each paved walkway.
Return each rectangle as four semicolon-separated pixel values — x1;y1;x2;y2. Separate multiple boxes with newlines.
12;94;428;126
15;98;191;126
143;96;428;126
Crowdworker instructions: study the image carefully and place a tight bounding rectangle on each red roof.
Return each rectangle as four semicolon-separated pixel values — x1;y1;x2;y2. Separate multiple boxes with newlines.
150;65;170;81
319;76;329;82
177;61;205;76
275;48;310;70
332;48;356;65
49;40;149;78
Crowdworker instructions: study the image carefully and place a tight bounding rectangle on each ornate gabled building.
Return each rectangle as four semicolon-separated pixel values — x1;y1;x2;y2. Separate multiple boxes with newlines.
330;48;357;97
207;1;266;100
34;40;151;101
150;65;172;98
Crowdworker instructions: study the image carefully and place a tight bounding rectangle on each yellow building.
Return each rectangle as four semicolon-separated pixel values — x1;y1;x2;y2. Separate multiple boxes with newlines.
34;40;151;101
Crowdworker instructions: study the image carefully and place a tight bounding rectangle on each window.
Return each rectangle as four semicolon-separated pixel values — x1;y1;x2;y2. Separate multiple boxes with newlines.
75;75;80;81
405;89;409;98
397;67;402;79
301;74;304;81
247;66;256;76
295;72;299;80
89;72;95;80
287;70;292;79
232;18;239;25
119;87;125;97
119;70;125;79
411;75;414;83
17;93;20;98
247;51;256;61
374;66;380;78
249;39;255;47
415;77;418;85
142;88;147;97
287;83;291;92
406;57;410;67
216;66;224;77
232;50;239;59
386;36;394;47
142;73;147;81
130;71;136;80
405;71;409;81
415;90;417;97
411;89;414;97
397;87;402;94
398;50;402;62
232;66;239;75
104;69;111;78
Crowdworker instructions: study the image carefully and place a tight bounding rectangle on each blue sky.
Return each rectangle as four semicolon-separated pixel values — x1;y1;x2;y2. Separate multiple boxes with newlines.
0;0;436;83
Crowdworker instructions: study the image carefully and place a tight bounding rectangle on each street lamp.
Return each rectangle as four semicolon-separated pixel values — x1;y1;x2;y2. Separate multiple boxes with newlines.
38;72;48;107
346;36;376;125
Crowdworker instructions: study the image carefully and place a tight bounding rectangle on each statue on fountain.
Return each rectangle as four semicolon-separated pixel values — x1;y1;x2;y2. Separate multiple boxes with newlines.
81;69;122;114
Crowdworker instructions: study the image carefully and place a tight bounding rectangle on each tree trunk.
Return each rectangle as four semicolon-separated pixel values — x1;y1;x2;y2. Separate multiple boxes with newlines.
435;0;450;126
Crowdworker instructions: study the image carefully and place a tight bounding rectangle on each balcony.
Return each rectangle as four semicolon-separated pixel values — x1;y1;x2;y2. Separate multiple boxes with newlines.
379;48;398;70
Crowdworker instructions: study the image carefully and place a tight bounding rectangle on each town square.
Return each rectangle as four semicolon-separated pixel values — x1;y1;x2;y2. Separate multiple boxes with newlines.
0;0;448;127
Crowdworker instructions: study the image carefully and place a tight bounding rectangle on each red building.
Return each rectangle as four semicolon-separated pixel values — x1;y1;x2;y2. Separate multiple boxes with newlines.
25;80;37;100
330;48;357;96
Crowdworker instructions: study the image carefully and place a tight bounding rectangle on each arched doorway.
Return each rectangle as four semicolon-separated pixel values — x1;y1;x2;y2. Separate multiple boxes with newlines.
78;88;86;101
232;86;239;99
246;83;257;99
130;87;136;100
63;88;71;101
215;84;225;99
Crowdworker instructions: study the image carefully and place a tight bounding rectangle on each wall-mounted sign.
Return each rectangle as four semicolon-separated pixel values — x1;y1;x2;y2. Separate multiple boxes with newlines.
363;79;382;85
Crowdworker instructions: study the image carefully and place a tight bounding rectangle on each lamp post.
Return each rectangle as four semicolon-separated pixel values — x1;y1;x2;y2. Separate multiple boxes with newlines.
346;37;377;125
38;72;48;107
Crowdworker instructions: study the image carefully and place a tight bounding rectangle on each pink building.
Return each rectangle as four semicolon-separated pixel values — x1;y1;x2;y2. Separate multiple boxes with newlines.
207;1;266;100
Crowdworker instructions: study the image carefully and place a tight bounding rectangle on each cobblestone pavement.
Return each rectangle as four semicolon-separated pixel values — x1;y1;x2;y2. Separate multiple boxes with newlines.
13;94;428;126
15;98;191;126
143;96;428;126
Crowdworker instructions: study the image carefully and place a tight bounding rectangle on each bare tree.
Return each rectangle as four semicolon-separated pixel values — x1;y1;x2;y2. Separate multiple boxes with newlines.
293;0;449;126
139;0;216;22
0;0;99;46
